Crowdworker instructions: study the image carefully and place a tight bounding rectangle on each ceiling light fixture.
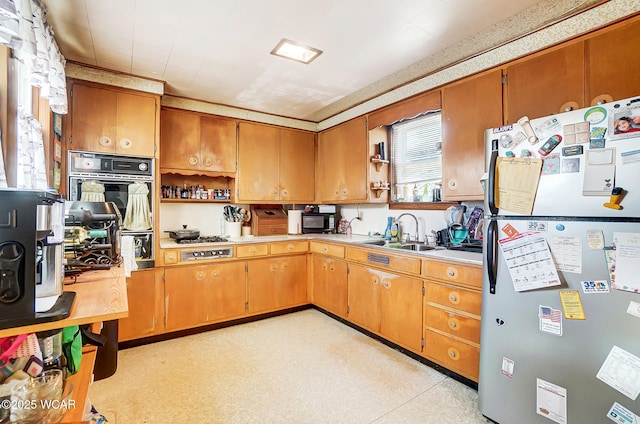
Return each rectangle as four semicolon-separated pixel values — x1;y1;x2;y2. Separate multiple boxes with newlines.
271;38;322;64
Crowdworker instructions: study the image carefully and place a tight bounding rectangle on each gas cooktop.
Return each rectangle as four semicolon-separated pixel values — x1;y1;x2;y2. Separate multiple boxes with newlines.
177;236;228;244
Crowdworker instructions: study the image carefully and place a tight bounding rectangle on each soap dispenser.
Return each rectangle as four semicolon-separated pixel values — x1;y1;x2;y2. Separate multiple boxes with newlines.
390;218;399;242
384;217;393;241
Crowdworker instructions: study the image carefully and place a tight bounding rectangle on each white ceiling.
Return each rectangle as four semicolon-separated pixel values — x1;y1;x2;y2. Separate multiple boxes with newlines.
41;0;598;122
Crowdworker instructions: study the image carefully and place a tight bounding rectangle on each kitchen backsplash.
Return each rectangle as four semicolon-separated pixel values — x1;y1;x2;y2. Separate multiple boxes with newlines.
160;202;483;242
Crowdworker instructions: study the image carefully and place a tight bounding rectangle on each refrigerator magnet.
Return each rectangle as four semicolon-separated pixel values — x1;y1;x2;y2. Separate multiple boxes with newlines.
539;305;563;335
501;357;515;378
586;229;605;249
562;145;583;156
559;290;586;320
561;158;580;173
580;280;610;294
606;402;639;424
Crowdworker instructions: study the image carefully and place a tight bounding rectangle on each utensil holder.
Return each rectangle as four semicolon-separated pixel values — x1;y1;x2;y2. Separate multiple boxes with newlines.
226;221;242;238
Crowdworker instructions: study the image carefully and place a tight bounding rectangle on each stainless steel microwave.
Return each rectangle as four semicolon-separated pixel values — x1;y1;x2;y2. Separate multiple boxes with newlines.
302;212;335;234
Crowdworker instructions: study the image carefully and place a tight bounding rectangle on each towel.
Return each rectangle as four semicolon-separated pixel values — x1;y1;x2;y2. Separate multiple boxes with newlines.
80;180;105;202
121;235;138;277
123;182;152;230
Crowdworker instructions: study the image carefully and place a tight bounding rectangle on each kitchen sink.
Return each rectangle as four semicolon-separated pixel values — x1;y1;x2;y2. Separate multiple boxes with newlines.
397;243;437;251
358;239;387;246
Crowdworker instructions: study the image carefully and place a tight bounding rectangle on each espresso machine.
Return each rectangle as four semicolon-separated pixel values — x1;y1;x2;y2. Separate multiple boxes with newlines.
0;189;75;329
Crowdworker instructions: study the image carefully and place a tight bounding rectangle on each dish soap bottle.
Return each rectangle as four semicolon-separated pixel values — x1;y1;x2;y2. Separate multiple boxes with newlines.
384;217;393;241
390;218;399;242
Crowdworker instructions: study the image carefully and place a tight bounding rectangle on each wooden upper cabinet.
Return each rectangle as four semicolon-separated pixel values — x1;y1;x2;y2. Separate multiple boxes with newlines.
317;116;368;203
160;108;237;175
279;128;315;202
442;70;503;201
237;122;315;203
586;18;640;105
504;42;585;123
237;122;280;201
160;108;200;170
200;115;237;173
69;81;157;157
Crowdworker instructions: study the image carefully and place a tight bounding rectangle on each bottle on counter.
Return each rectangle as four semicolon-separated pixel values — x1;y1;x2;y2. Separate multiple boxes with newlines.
384;217;393;241
390;218;399;242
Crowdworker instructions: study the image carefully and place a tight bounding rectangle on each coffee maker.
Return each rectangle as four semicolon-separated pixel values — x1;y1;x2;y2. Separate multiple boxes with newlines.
0;189;75;329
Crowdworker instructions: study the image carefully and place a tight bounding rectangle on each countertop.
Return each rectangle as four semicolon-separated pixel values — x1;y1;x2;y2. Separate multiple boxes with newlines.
160;233;483;266
0;267;129;338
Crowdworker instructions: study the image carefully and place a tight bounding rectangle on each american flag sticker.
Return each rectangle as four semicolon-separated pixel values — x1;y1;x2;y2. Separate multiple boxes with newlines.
539;305;563;336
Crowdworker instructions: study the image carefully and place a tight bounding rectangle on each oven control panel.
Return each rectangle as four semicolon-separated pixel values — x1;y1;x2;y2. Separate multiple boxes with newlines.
180;247;233;261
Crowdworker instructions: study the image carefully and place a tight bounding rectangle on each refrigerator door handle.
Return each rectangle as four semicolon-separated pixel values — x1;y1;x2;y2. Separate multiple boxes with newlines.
488;148;498;215
487;219;498;294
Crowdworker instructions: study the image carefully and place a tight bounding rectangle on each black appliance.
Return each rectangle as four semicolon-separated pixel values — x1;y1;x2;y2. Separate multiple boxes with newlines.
67;151;154;268
302;212;336;234
0;189;75;329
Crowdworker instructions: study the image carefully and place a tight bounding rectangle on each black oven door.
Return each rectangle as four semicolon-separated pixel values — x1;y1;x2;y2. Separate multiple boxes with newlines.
69;177;153;228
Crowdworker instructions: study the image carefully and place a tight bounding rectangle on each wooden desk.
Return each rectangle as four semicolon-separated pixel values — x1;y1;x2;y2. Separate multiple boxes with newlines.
0;267;128;338
0;267;129;422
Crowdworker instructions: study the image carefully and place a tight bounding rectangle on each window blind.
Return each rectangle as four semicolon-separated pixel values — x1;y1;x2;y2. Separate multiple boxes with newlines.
391;112;442;188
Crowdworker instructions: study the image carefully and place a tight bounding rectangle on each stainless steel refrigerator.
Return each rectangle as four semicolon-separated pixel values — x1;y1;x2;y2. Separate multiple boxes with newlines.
478;96;640;424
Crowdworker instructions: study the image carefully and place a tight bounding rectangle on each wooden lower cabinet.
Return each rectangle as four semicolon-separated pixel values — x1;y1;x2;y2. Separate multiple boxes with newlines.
118;269;164;342
347;263;423;352
312;255;348;318
423;281;481;381
246;255;307;314
164;261;246;332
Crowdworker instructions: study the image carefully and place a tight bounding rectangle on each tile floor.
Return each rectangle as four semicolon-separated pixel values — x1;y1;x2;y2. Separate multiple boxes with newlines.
89;309;491;423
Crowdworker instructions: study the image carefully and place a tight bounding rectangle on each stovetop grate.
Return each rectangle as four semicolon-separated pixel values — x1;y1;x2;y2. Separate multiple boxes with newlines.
177;236;228;244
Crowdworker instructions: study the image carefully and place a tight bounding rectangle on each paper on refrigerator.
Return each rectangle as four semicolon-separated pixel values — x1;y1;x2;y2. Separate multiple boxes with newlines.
597;345;640;400
536;378;567;424
499;232;561;291
611;232;640;293
495;157;542;215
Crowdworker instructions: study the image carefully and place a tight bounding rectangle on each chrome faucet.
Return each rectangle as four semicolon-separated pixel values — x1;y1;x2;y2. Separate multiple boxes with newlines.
396;213;419;243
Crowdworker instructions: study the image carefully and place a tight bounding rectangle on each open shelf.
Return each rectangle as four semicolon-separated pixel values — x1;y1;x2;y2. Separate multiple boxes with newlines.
370;158;390;172
370;186;390;198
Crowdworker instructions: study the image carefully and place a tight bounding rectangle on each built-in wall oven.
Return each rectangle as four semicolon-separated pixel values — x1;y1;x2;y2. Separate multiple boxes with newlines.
67;151;155;268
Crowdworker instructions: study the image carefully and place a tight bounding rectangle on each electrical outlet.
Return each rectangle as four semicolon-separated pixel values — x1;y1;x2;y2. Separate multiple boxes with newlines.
358;211;364;220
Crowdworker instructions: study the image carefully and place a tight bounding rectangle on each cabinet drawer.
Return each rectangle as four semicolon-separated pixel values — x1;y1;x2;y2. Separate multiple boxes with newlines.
426;282;481;317
425;307;480;344
345;247;421;275
424;330;479;381
422;260;481;289
236;244;269;258
309;241;345;258
164;250;179;265
254;224;288;236
270;241;308;255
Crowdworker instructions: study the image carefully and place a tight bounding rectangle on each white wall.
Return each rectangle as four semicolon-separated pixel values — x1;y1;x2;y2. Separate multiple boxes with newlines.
160;203;250;237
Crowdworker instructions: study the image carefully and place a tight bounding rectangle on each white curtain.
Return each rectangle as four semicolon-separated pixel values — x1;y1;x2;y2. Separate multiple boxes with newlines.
17;107;47;188
0;0;67;113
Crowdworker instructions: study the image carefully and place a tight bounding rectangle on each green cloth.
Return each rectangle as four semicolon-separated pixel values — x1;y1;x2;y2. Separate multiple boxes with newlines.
62;326;82;375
